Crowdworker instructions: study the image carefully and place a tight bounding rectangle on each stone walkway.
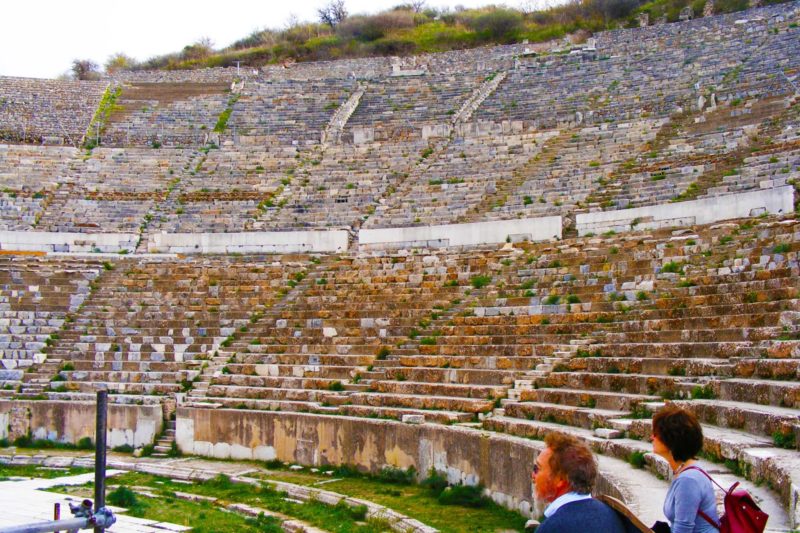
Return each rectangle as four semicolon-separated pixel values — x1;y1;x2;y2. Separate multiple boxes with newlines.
0;469;190;532
0;451;436;533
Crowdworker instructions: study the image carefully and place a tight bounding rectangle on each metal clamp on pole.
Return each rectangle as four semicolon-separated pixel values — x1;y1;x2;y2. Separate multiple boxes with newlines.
0;499;116;533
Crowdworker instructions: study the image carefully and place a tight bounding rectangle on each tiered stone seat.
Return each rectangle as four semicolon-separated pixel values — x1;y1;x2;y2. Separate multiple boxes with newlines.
191;251;498;421
474;3;797;133
0;256;101;392
42;256;310;399
498;120;664;217
363;131;556;228
230;79;356;145
450;219;799;527
75;147;199;195
102;83;231;147
19;148;201;235
35;198;153;234
345;74;482;141
257;141;422;229
153;146;295;233
0;144;78;192
0;77;106;145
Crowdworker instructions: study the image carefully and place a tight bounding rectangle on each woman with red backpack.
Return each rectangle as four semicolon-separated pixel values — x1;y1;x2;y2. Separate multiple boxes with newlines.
649;405;768;533
650;405;720;533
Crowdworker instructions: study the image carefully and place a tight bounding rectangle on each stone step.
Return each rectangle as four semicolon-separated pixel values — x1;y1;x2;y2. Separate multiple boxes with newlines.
503;401;629;430
518;387;660;411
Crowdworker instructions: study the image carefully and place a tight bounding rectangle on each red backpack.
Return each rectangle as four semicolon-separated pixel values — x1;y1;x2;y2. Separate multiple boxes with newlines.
685;466;769;533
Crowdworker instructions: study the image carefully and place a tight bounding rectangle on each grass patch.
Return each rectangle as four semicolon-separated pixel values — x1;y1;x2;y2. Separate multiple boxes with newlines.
0;463;93;480
661;261;684;274
53;468;526;533
772;431;796;450
690;384;715;400
469;275;492;289
628;451;647;469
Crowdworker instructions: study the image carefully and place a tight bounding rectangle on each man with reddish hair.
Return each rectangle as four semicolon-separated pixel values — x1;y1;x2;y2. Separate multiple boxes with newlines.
532;432;628;533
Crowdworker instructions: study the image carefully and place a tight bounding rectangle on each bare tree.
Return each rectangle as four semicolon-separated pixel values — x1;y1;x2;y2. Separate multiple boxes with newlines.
284;12;300;30
71;59;101;80
395;1;426;12
317;0;348;27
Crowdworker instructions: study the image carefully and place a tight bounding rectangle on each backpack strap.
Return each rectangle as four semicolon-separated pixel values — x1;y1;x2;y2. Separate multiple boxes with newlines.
682;465;727;492
697;509;721;530
681;466;723;530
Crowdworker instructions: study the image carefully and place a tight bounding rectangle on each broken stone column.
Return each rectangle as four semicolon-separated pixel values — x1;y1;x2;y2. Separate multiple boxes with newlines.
703;0;715;17
637;12;650;27
680;6;694;21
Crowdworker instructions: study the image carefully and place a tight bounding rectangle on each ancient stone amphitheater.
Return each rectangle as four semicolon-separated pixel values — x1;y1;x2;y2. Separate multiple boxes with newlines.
1;2;799;530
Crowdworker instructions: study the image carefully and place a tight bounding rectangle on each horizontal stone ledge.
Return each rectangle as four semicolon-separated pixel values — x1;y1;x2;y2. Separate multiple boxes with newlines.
149;230;350;254
0;230;138;254
360;216;562;250
576;186;794;236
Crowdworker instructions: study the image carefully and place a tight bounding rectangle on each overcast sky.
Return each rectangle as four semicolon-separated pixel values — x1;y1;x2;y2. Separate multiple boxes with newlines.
1;0;550;79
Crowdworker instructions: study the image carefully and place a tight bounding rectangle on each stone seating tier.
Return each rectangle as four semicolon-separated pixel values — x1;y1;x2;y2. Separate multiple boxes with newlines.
0;77;106;145
1;212;796;527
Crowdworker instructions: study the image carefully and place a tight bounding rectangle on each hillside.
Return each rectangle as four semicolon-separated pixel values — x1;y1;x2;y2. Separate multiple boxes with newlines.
118;0;790;72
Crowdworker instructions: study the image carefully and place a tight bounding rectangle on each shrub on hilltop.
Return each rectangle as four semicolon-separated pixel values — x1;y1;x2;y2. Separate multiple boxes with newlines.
106;0;794;73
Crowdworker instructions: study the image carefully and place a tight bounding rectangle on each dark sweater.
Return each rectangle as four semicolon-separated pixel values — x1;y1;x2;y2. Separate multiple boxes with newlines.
536;498;629;533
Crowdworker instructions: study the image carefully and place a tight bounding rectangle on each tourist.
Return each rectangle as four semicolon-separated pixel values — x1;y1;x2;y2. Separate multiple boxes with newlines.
532;433;627;533
651;406;719;533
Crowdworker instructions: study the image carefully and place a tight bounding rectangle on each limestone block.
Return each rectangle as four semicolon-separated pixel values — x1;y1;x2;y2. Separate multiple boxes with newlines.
594;428;623;439
402;414;425;424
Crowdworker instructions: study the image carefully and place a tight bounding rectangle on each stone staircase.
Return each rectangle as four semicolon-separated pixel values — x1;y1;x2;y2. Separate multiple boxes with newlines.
151;419;177;458
321;83;366;145
452;71;508;124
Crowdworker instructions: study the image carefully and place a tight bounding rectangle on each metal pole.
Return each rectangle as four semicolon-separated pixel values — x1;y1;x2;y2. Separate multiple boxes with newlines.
53;504;60;533
0;517;90;533
93;390;107;533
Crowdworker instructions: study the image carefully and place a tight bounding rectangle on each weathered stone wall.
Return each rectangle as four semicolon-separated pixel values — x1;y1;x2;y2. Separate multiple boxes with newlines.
178;408;545;516
575;186;795;236
359;216;563;250
148;229;350;254
0;230;138;253
0;400;162;448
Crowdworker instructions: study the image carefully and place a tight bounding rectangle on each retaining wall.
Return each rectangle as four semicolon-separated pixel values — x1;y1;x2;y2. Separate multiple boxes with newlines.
148;230;350;254
575;186;795;236
0;400;162;449
359;216;562;250
0;231;138;253
176;408;625;517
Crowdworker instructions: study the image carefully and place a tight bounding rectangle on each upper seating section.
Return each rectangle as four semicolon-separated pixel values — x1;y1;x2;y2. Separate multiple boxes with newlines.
476;3;798;130
0;144;79;231
102;82;231;147
73;147;199;196
345;74;483;141
0;3;796;234
0;77;107;146
363;131;555;228
229;79;356;146
256;140;422;230
0;144;201;234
